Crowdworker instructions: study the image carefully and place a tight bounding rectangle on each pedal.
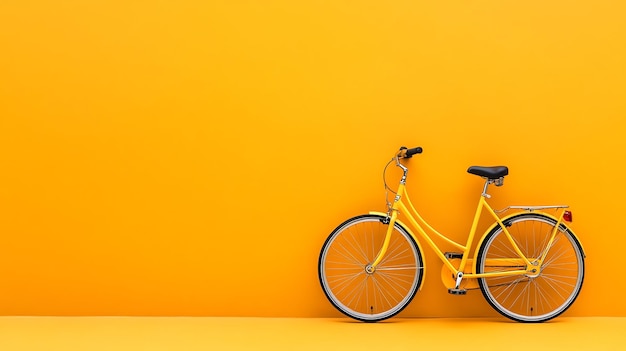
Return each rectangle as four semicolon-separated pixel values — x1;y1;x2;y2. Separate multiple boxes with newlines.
448;288;467;295
444;252;463;259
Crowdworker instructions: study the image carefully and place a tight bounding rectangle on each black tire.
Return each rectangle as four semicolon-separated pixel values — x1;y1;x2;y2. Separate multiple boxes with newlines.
318;214;424;322
476;213;585;322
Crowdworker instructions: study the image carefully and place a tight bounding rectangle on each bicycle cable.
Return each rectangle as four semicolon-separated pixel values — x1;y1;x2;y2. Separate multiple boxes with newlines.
383;157;396;212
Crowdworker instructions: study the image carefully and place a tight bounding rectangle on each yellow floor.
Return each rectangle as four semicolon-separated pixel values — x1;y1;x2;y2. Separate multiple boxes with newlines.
0;317;624;350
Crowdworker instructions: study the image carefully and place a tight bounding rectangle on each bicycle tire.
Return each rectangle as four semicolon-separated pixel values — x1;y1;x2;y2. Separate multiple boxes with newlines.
318;214;423;322
476;213;585;322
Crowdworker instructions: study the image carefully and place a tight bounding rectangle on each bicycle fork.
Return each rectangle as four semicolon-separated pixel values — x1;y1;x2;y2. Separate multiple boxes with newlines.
369;159;409;272
368;208;399;272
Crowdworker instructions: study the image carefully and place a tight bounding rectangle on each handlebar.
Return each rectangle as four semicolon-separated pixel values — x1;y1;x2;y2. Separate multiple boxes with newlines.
398;146;423;159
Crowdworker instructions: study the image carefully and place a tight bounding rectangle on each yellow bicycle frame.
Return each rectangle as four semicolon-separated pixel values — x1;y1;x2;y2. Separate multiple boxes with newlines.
369;177;574;282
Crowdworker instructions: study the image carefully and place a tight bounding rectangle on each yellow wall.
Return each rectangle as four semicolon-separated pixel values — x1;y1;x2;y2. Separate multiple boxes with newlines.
0;1;625;317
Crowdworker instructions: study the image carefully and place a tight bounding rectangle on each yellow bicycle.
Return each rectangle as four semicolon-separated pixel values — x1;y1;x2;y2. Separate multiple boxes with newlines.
318;146;585;322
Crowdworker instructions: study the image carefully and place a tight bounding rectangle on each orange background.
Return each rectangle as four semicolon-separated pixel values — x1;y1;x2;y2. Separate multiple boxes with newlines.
0;1;625;317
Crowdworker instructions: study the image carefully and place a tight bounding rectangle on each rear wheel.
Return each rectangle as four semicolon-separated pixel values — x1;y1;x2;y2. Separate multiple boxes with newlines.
477;213;585;322
318;214;423;322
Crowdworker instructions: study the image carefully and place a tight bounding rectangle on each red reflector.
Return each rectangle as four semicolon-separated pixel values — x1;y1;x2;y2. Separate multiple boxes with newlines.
563;211;573;222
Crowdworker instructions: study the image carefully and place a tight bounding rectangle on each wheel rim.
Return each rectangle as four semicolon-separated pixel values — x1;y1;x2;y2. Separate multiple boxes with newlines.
320;217;422;321
478;215;584;322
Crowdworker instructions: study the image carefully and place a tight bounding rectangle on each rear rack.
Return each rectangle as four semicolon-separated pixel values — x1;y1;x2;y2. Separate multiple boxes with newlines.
495;205;569;214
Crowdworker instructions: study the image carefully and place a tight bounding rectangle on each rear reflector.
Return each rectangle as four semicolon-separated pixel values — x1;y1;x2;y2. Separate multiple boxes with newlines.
563;210;573;222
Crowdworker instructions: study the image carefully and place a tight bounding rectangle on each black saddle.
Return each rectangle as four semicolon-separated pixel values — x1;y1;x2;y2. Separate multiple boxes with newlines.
467;166;509;179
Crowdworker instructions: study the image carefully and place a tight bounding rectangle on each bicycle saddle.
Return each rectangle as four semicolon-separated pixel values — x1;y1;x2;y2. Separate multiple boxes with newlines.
467;166;509;179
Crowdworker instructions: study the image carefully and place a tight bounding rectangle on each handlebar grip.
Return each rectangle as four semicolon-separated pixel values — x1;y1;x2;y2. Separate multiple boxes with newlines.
404;146;423;158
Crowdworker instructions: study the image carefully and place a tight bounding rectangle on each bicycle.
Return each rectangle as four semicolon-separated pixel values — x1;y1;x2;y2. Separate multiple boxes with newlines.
318;146;585;323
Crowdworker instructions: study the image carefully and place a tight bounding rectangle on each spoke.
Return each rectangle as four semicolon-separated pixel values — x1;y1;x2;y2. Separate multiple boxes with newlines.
542;242;573;268
534;226;553;259
375;272;407;302
506;278;531;309
377;273;418;281
371;275;394;311
489;238;516;259
365;274;370;314
376;271;414;286
376;264;418;271
326;266;365;270
539;274;578;289
533;280;558;312
510;234;526;258
345;275;368;309
327;271;365;282
346;229;370;263
539;235;564;265
333;241;365;266
490;275;528;303
379;246;412;267
330;270;365;295
378;235;407;266
543;257;575;272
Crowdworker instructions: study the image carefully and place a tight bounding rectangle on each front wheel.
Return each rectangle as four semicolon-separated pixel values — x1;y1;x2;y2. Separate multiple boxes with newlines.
318;214;424;322
476;213;585;322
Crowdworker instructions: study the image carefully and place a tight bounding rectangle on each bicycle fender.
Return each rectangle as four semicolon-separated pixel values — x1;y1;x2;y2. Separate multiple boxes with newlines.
472;211;586;274
369;211;427;290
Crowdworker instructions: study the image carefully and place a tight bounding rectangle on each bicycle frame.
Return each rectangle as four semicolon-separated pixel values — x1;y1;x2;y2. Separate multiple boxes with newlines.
370;159;570;282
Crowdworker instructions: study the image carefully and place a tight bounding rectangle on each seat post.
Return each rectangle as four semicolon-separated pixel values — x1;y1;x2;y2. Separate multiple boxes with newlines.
481;179;492;198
